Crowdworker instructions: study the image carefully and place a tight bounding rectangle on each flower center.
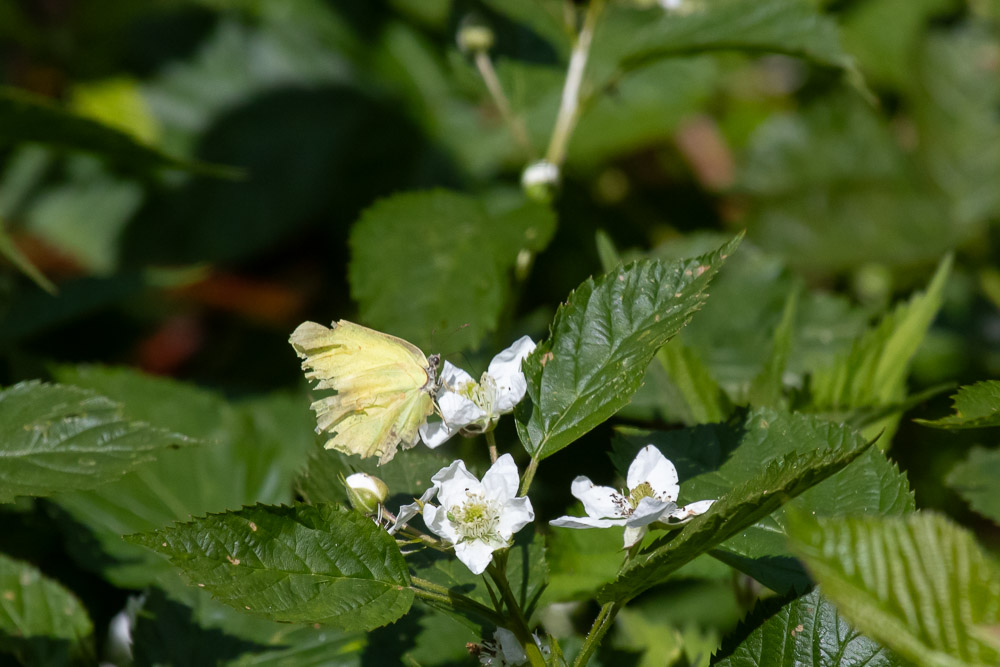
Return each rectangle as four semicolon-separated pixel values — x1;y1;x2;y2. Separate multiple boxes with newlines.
448;491;501;542
628;482;655;508
456;374;500;433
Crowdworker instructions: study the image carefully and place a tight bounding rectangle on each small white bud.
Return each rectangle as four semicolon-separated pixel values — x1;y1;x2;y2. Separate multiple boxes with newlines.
521;160;560;203
345;472;389;514
457;19;495;53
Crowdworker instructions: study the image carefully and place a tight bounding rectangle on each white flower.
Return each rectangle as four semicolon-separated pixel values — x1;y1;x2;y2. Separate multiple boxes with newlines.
420;336;536;448
388;486;437;536
422;454;534;574
550;445;715;548
478;628;550;666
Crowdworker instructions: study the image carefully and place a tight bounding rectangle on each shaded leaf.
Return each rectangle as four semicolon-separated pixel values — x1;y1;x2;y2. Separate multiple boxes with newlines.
349;190;556;351
789;512;1000;667
712;587;903;666
915;381;1000;429
655;339;729;425
0;216;56;294
0;381;195;503
516;234;741;460
127;503;414;631
0;86;237;177
598;411;873;603
0;553;94;665
946;446;1000;524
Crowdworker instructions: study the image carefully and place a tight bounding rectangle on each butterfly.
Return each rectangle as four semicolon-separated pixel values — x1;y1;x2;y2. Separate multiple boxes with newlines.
290;320;440;464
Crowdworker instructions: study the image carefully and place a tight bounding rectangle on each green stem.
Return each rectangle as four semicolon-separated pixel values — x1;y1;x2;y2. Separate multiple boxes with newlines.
572;601;621;667
487;562;546;667
486;430;499;464
474;50;536;159
544;0;605;167
520;456;540;496
410;578;505;626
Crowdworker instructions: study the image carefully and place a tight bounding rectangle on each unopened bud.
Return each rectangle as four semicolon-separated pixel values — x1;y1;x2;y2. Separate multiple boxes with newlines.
345;473;389;514
521;160;560;203
457;21;495;54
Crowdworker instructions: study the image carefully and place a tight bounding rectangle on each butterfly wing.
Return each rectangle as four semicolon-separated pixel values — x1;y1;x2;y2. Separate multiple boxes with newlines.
290;320;435;463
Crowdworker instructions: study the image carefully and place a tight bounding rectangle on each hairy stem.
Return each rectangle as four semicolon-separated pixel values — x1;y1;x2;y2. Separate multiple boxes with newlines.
411;578;505;626
486;430;499;464
572;601;621;667
488;561;546;667
545;0;605;167
475;50;536;158
520;456;540;496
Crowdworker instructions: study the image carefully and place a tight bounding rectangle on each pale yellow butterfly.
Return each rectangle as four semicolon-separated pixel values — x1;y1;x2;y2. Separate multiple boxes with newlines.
290;320;439;464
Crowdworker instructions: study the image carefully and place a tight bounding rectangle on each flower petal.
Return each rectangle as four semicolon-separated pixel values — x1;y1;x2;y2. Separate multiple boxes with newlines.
422;503;459;542
494;628;528;665
497;495;534;539
623;525;647;549
627;445;679;501
549;515;626;529
454;539;497;575
487;336;536;413
431;459;481;509
388;486;437;535
666;499;715;523
570;476;627;519
419;419;459;448
439;360;475;389
482;454;520;502
625;496;676;527
438;389;487;429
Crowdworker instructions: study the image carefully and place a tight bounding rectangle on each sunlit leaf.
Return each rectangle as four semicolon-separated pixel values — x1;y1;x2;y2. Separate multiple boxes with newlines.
915;381;1000;429
946;446;1000;524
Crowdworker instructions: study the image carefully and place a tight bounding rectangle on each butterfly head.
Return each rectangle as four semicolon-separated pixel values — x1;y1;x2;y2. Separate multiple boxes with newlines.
425;353;442;393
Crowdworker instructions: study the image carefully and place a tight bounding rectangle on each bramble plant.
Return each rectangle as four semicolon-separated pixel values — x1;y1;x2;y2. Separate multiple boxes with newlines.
1;1;999;666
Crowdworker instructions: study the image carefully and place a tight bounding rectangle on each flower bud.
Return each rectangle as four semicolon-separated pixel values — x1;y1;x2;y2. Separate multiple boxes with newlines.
457;19;495;54
521;160;560;203
344;472;389;514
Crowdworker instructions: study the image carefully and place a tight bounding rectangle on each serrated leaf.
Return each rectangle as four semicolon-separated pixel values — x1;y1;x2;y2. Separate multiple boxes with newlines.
915;381;1000;429
655;339;730;425
0;553;94;665
810;255;951;440
0;86;238;177
712;587;904;666
49;366;316;589
747;284;799;408
946;446;1000;524
592;0;853;86
614;409;909;595
349;190;556;351
789;512;1000;667
516;234;741;460
0;380;195;503
127;503;414;631
597;414;873;603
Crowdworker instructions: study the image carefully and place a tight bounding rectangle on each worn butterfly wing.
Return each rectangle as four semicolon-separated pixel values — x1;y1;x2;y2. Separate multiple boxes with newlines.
290;320;437;464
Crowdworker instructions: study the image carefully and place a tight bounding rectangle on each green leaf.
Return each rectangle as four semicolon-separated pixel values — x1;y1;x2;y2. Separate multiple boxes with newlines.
915;381;1000;429
946;446;1000;523
349;189;556;351
543;523;624;603
0;381;195;503
597;412;874;603
480;0;570;56
614;409;909;594
713;587;904;666
789;512;1000;667
655;339;730;425
810;254;951;440
592;0;853;86
49;366;316;589
0;86;238;178
0;553;94;665
747;284;799;408
126;503;414;631
516;234;741;460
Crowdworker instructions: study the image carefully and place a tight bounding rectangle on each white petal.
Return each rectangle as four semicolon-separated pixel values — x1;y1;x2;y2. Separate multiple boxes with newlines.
419;419;459;449
550;515;626;529
422;503;458;542
455;540;497;575
439;360;475;388
481;454;520;502
627;445;679;501
625;497;676;527
667;499;715;522
570;477;627;519
497;496;534;539
388;486;437;535
623;525;647;549
431;459;481;509
494;628;528;665
487;336;536;413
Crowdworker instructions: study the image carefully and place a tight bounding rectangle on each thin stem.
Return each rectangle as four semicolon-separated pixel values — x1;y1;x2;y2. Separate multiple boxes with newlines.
485;430;499;464
488;562;547;667
411;578;505;626
572;601;621;667
545;0;605;167
474;50;536;158
520;456;540;496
